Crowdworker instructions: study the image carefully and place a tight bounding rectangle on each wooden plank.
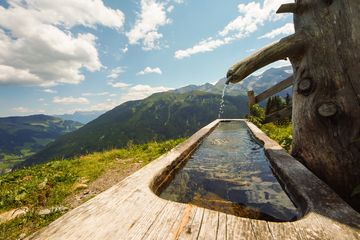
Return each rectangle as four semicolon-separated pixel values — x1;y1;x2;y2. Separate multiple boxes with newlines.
250;220;274;240
255;76;293;104
264;106;292;123
176;207;205;240
226;215;256;240
216;213;227;240
140;203;185;240
197;209;219;240
267;222;303;240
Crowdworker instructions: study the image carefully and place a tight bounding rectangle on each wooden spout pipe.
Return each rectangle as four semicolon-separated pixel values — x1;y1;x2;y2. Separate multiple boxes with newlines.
226;33;306;84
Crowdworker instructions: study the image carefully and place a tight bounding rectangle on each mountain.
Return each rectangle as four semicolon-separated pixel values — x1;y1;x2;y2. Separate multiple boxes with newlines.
216;65;293;97
21;92;248;167
20;66;293;168
0;115;83;172
54;110;105;124
172;66;293;98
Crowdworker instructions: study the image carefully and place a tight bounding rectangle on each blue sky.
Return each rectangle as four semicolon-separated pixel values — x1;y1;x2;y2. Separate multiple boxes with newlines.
0;0;293;117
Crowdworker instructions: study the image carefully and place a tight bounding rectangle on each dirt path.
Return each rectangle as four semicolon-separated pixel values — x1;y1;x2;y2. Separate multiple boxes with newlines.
65;158;143;209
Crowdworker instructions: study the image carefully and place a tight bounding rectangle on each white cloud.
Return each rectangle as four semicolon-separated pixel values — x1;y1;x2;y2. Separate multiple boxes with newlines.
12;107;45;115
108;81;130;88
43;88;57;94
175;37;234;59
174;0;289;59
107;67;126;79
53;96;90;105
121;84;173;102
0;65;41;85
137;67;162;75
126;0;174;50
106;66;130;88
259;23;294;39
120;45;129;54
12;107;31;113
82;92;110;97
0;0;124;86
167;5;174;13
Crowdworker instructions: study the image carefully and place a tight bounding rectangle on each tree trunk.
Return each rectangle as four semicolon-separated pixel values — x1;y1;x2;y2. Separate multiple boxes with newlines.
226;0;360;211
290;0;360;210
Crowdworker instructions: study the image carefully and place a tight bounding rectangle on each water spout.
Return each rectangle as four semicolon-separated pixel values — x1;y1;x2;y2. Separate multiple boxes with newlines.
227;33;305;84
218;85;228;119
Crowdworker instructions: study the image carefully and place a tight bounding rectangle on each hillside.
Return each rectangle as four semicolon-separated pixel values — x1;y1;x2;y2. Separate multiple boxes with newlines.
0;139;183;240
22;91;248;167
0;115;83;172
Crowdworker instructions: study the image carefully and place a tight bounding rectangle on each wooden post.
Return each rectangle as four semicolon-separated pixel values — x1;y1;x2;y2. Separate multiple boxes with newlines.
289;0;360;210
227;1;360;210
247;90;256;112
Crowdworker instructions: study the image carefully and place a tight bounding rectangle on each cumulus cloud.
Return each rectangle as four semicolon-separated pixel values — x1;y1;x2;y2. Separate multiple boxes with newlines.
175;37;234;59
126;0;183;50
12;107;45;115
107;67;126;79
106;66;130;88
174;0;289;59
108;82;130;88
121;84;173;102
137;67;162;75
82;92;110;97
43;89;57;94
120;45;129;54
258;23;294;39
53;96;90;105
68;84;172;112
0;0;124;86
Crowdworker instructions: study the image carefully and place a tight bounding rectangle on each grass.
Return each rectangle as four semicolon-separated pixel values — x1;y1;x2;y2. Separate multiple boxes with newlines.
0;138;184;240
260;122;292;152
248;104;293;152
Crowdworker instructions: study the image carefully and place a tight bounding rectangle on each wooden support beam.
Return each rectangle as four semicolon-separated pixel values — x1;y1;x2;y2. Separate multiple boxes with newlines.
247;90;256;110
276;3;305;14
264;106;292;123
255;76;294;104
226;33;305;84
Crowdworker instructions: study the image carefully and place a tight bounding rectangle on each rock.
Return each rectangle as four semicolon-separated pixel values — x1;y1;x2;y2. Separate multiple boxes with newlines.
18;233;26;240
38;206;68;216
0;207;29;224
73;183;88;191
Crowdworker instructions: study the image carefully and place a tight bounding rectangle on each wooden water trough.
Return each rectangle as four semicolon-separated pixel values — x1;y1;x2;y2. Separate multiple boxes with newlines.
28;120;360;240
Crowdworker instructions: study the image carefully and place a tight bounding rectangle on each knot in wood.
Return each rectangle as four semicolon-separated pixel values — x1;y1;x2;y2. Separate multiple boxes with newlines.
317;102;338;117
297;78;313;96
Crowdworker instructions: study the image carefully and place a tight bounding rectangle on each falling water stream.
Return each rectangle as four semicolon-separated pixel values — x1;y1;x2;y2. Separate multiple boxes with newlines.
218;85;228;119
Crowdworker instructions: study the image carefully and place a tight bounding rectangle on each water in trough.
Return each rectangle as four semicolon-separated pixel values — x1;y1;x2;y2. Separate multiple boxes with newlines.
159;121;299;221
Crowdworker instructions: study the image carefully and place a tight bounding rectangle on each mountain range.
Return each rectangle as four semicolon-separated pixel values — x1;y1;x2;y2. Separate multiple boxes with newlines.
17;66;292;168
0;115;82;172
54;110;106;124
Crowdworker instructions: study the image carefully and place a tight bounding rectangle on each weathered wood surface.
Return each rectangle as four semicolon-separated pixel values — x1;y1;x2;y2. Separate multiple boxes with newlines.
289;0;360;211
226;34;304;83
247;90;256;109
28;120;360;240
227;0;360;212
255;76;293;104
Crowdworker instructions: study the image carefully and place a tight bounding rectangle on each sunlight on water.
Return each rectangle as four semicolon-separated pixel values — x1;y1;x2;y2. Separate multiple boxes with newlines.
218;85;228;119
159;121;299;221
